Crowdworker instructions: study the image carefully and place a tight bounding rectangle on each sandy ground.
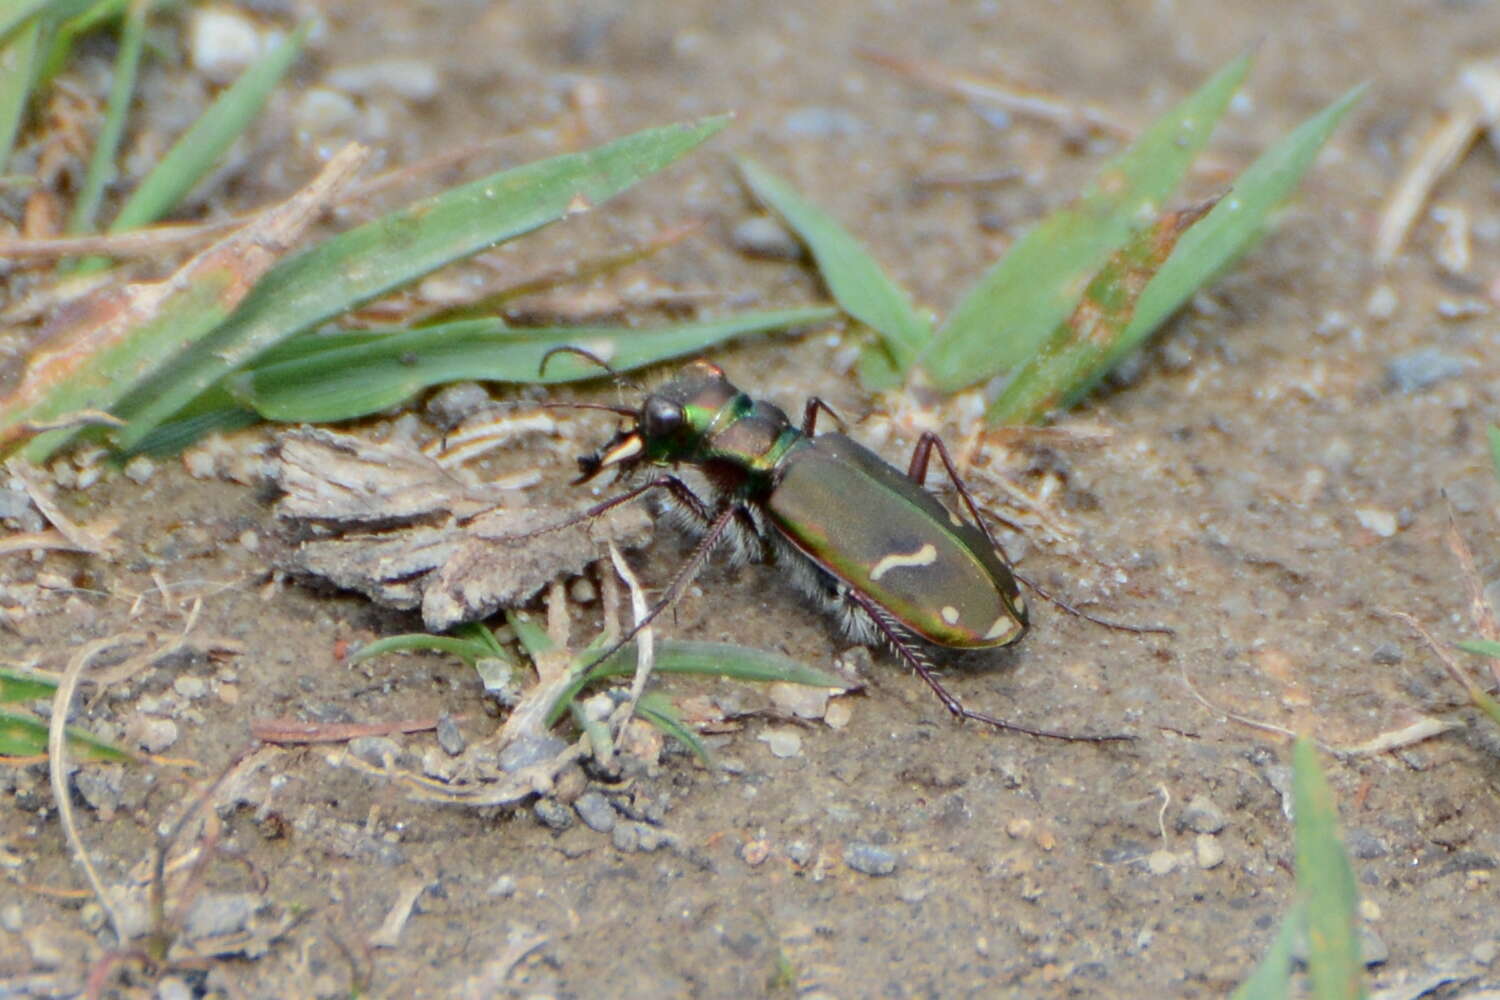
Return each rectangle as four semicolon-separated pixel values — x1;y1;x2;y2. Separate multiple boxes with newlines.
4;1;1500;997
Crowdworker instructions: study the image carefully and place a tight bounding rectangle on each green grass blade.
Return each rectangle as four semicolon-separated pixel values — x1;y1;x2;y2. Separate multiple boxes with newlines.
1097;82;1366;380
925;50;1252;392
109;115;731;449
0;0;52;42
1230;903;1301;1000
505;611;556;658
1292;737;1365;1000
0;14;41;171
0;707;135;762
987;198;1213;424
1449;640;1500;727
122;403;259;456
228;307;835;423
1458;638;1500;659
8;268;249;460
635;690;712;765
350;632;499;669
738;157;930;373
548;639;845;725
456;621;509;660
0;665;58;703
107;20;309;234
40;0;125;82
65;0;149;238
1487;425;1500;479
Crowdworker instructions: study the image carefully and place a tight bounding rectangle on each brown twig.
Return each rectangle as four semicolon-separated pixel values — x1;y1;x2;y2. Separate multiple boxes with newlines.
48;636;141;947
249;716;443;744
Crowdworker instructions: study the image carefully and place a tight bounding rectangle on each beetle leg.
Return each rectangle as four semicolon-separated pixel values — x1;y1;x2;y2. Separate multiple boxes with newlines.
1009;569;1174;636
906;434;1174;637
845;589;1131;743
579;502;744;679
800;396;847;436
906;431;1023;545
485;474;711;540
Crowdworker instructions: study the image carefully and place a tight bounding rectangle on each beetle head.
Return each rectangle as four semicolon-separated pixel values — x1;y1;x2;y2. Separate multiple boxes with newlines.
573;361;740;483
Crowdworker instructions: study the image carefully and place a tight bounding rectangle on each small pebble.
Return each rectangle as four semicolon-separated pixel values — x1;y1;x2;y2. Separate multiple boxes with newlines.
730;215;803;260
533;797;574;831
133;716;179;754
1472;940;1497;966
122;455;156;484
424;382;491;425
487;874;517;898
1194;834;1225;869
569;576;597;604
239;530;260;553
574;791;616;833
1432;203;1472;275
785;841;813;866
897;878;932;904
1354;507;1398;538
78;903;104;933
1370;643;1403;665
1346;829;1390;860
327;59;441;101
190;8;265;83
769;682;829;719
611;821;640;852
499;733;567;772
1146;849;1178;875
845;842;899;876
1180;794;1227;834
218;683;240;706
740;839;772;866
1385;348;1473;393
758;727;803;758
156;977;193;1000
347;736;402;769
293;87;360;137
782;106;866;137
1436;297;1490;320
75;465;102;490
823;699;852;729
0;902;22;933
1365;283;1398;321
436;715;465;756
173;676;207;700
182;892;257;941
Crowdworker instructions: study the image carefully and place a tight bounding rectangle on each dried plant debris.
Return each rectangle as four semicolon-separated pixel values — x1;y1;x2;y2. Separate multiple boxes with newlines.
1375;56;1500;266
273;426;652;629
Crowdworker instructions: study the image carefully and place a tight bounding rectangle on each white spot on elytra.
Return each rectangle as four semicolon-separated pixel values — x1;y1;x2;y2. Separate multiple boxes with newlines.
940;605;960;625
869;542;937;581
984;615;1021;641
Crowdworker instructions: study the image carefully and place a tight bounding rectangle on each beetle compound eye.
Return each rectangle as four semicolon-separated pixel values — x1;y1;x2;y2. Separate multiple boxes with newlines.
642;398;684;439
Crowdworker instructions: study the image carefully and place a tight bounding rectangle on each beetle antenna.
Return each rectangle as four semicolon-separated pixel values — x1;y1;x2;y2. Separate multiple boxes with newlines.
539;345;622;379
1010;569;1175;636
539;400;639;417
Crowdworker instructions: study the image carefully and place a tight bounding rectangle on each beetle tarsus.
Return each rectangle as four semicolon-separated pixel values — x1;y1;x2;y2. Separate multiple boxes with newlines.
1011;570;1175;637
848;589;1132;743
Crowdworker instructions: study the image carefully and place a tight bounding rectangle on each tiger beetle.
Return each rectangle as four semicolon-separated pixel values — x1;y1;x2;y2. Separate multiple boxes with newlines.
537;355;1145;742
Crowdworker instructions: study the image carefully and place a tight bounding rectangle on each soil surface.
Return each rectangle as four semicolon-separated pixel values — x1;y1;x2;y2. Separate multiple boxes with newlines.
4;2;1500;998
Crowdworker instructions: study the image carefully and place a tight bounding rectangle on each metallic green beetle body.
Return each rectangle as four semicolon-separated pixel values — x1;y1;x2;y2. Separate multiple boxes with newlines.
560;359;1139;740
767;432;1026;648
577;361;1030;696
